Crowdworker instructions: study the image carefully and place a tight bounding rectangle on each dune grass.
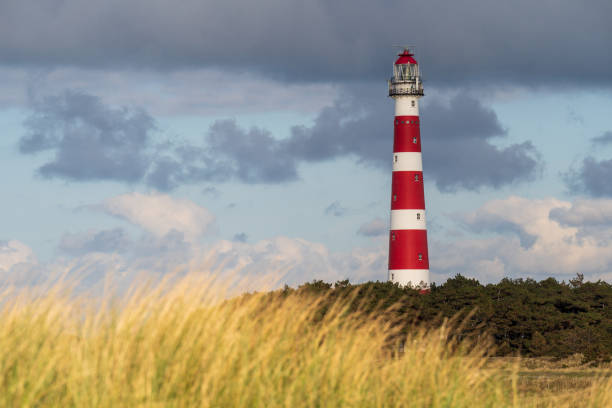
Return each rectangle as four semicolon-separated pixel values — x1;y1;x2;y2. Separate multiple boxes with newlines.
0;276;611;407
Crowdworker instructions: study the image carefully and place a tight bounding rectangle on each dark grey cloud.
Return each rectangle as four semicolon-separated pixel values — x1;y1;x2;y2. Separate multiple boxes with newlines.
421;96;541;191
20;90;155;183
143;120;299;188
565;157;612;197
167;90;540;191
324;201;347;217
592;131;612;146
20;88;541;191
0;0;611;87
357;218;387;237
140;88;390;186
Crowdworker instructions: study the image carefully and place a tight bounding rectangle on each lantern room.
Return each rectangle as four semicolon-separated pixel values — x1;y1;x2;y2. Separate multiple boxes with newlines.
393;50;420;81
389;49;424;97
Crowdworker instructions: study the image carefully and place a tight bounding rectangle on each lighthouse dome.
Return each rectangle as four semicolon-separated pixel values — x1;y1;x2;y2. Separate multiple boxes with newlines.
394;50;418;65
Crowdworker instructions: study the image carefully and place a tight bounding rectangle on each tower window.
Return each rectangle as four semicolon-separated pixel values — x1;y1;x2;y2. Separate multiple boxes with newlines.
391;273;395;281
411;100;415;107
413;137;417;144
394;155;398;163
414;174;419;182
392;233;396;241
416;213;420;220
418;253;423;261
393;194;397;202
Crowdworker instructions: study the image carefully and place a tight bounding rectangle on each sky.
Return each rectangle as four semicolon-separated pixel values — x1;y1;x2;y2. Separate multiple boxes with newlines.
2;0;612;290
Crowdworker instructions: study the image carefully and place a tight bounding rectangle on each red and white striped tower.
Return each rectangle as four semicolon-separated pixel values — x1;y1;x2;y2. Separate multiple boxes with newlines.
388;48;430;289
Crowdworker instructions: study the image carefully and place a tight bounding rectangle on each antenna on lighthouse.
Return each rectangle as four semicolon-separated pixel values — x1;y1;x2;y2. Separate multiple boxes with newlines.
392;44;416;49
392;44;417;54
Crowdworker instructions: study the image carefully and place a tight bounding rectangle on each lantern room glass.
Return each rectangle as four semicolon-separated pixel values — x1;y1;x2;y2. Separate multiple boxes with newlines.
393;63;419;81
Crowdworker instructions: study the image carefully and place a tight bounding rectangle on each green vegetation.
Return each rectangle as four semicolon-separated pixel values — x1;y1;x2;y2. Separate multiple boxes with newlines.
288;274;612;363
1;274;612;406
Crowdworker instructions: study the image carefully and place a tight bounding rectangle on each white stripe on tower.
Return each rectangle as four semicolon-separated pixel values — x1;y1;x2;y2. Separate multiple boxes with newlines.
388;48;430;291
392;152;423;172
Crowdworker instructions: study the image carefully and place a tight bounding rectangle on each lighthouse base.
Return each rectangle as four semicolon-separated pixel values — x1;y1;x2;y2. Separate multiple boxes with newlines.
388;269;430;289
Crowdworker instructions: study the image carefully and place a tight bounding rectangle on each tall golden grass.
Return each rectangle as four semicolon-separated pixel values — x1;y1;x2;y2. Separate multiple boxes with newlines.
0;275;611;407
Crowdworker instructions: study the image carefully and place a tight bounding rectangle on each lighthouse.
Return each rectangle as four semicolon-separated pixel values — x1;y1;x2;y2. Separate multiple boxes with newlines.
388;48;430;289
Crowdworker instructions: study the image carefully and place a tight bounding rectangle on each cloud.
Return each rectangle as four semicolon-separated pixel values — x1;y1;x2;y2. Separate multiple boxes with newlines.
0;0;611;87
357;218;387;237
564;157;612;197
193;119;299;184
458;200;539;249
421;96;541;191
324;201;347;217
0;240;37;272
435;196;612;281
284;91;541;191
591;131;612;146
4;235;387;293
180;91;541;191
103;192;215;242
20;90;156;183
549;199;612;227
19;89;540;192
59;228;130;256
549;199;612;243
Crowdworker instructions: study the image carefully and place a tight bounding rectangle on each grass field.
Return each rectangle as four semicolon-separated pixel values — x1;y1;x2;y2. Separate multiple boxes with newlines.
1;276;611;407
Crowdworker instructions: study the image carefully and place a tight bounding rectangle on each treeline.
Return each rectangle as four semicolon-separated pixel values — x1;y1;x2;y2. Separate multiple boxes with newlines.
275;274;612;362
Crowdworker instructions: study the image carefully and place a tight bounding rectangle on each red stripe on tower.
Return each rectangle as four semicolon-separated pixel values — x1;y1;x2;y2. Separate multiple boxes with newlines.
388;48;430;290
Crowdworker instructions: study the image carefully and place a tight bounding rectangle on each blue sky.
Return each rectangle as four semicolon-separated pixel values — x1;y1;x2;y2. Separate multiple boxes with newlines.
2;0;612;289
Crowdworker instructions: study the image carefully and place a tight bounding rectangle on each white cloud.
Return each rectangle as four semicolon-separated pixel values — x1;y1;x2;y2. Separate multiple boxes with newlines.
103;192;215;242
0;240;37;272
201;236;386;287
435;196;612;281
549;198;612;227
20;194;612;291
3;235;386;293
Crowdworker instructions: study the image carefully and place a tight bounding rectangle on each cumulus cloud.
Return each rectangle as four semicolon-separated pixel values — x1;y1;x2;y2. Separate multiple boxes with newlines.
549;199;612;227
0;240;37;272
20;90;155;183
357;218;387;237
435;196;612;281
565;157;612;197
59;228;130;256
170;92;541;191
0;0;610;86
19;88;541;192
103;192;215;242
421;96;541;191
4;235;387;293
150;120;300;186
591;131;612;146
549;199;612;243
